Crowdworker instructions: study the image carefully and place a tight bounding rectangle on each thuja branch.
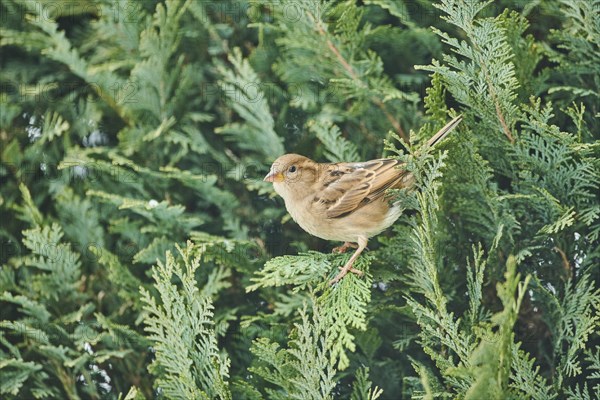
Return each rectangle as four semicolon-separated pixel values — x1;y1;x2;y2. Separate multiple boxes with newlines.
472;42;515;144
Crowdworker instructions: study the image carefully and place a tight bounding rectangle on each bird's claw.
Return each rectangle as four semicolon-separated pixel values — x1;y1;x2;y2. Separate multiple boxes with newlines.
329;266;363;285
339;266;363;275
332;242;358;254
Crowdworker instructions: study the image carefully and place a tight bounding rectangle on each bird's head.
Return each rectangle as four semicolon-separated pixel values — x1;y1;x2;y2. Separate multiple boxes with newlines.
263;154;319;201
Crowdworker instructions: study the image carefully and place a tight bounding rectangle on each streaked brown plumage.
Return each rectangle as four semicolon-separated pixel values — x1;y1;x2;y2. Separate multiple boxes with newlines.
264;116;462;284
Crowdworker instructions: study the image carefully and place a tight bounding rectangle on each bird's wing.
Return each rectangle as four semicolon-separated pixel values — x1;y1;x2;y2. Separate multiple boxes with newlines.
313;159;408;218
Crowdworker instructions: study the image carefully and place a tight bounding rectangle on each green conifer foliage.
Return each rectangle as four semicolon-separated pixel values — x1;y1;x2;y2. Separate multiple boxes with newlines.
1;0;598;398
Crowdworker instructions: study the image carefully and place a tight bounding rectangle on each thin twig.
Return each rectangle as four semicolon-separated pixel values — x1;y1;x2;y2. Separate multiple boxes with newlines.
307;11;409;143
553;246;572;279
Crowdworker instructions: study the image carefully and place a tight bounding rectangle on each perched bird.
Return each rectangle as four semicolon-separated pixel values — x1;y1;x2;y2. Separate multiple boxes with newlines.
264;116;462;284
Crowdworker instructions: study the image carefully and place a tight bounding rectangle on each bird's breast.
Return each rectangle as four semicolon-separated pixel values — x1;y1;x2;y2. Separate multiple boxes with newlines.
284;197;401;243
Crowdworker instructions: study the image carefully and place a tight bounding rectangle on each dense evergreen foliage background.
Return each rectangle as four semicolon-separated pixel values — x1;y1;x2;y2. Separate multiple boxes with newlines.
1;0;599;398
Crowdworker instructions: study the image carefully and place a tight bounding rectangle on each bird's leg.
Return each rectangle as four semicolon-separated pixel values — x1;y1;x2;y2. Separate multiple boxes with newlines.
332;242;358;254
330;237;368;285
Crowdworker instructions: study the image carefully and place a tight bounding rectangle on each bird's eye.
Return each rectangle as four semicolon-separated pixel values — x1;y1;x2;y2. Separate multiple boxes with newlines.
288;165;297;173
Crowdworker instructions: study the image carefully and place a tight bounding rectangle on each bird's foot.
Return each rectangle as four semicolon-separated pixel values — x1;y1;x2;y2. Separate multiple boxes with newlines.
329;263;363;285
332;242;358;254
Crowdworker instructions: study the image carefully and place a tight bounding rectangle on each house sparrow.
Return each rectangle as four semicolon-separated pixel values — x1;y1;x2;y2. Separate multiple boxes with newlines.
264;116;462;284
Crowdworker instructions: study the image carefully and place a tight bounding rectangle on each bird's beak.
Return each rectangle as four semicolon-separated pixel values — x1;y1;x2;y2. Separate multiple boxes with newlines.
263;171;284;183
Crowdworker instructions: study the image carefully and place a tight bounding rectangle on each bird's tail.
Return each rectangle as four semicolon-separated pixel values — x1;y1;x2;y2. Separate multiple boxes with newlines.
426;115;462;147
